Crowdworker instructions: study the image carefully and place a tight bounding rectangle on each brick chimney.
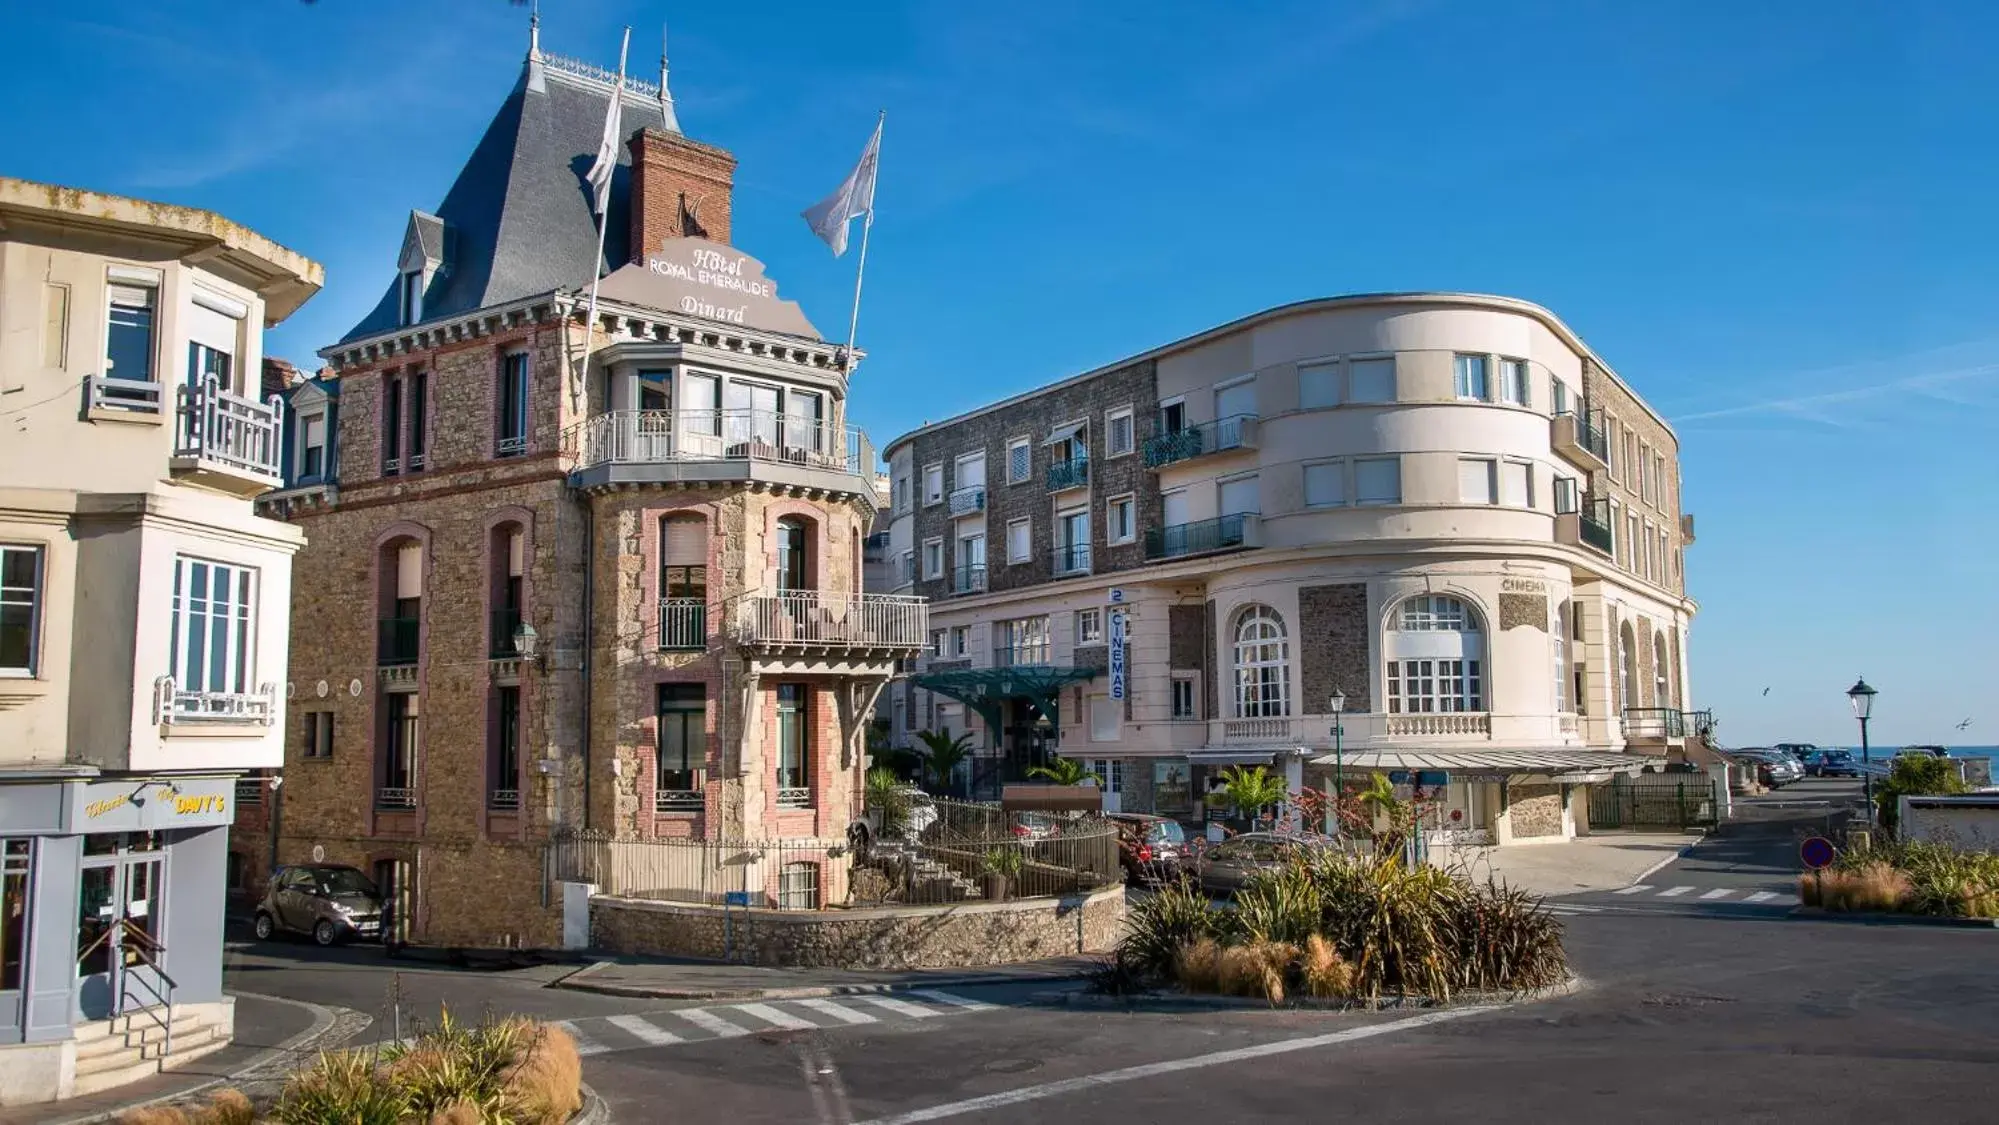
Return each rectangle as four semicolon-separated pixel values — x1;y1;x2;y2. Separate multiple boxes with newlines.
628;128;737;257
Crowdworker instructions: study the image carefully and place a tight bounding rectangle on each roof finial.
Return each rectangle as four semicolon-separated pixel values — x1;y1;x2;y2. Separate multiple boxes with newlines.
657;23;681;132
528;0;542;59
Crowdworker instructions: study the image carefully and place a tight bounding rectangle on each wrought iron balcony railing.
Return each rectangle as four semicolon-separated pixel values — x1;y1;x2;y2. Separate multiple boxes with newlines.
564;408;874;479
658;598;708;650
1144;513;1256;560
1046;457;1089;492
734;591;927;650
1142;414;1259;468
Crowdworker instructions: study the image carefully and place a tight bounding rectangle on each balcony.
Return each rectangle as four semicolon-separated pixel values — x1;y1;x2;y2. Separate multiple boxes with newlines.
1551;410;1609;472
489;606;523;659
656;781;705;812
488;788;520;811
1142;415;1259;469
1051;541;1092;577
84;374;164;419
947;486;986;516
1384;713;1492;737
378;616;420;666
1579;496;1615;555
952;563;987;595
375;787;417;811
563;409;877;502
992;643;1053;668
151;677;278;726
1046;457;1089;493
1145;513;1260;561
170;378;284;497
1216;717;1297;744
733;591;927;653
659;598;708;651
1622;707;1688;744
776;786;813;810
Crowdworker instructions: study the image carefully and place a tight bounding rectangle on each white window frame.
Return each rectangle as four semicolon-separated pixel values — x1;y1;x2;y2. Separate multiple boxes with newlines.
1298;360;1342;410
1076;608;1104;646
1214;374;1258;422
167;554;260;712
1;544;44;676
1552;379;1571;415
1106;493;1136;545
1384;595;1485;714
1170;672;1200;720
1453;354;1491;401
1088;696;1121;743
1500;357;1530;406
1500;459;1534;509
104;274;161;390
921;537;943;580
1303;460;1346;508
297;408;330;480
1232;605;1291;719
1006;517;1032;564
950;625;968;657
1348;356;1396;404
921;463;945;506
930;629;947;655
1105;405;1135;458
1458;458;1497;505
1006;436;1032;484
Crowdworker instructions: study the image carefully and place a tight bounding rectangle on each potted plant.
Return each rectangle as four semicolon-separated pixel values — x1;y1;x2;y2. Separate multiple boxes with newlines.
982;845;1024;901
1216;764;1290;833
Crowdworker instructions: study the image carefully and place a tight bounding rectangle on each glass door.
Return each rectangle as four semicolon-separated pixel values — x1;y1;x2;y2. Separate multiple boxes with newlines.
76;834;166;1020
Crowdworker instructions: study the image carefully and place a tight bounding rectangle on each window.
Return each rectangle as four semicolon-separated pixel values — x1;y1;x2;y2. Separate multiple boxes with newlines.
400;270;424;326
1603;417;1619;478
1159;399;1187;434
775;518;809;591
954;451;986;497
1355;457;1400;505
1215;377;1256;421
381;691;419;804
776;684;811;803
1501;358;1530;406
930;629;947;655
408;371;429;470
1055;510;1090;574
1654;633;1671;707
1500;461;1532;508
684;372;722;435
1219;475;1259;518
997;616;1051;665
1006;518;1031;564
1086;758;1124;793
1627;513;1640;572
1089;695;1121;742
1385;595;1485;713
950;626;968;657
1304;461;1345;508
657;683;706;798
1;545;42;675
955;533;985;591
1298;362;1341;409
1458;459;1496;505
382;377;404;474
1106;495;1136;544
1232;605;1291;718
1349;357;1395;403
1454;354;1490;400
1638;443;1653;503
498;353;530;456
299;412;328;479
1076;608;1104;646
168;556;257;704
1553;476;1579;514
778;862;820;909
892;472;910;513
1552;379;1571;415
1619;624;1638;711
922;463;944;505
4;840;29;992
1554;603;1570;713
491;686;521;808
302;710;334;759
1171;674;1199;720
1106;407;1135;457
1007;438;1031;483
106;281;158;385
921;538;943;580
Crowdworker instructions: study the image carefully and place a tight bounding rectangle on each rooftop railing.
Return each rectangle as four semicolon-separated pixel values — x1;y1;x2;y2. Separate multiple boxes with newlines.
564;408;873;479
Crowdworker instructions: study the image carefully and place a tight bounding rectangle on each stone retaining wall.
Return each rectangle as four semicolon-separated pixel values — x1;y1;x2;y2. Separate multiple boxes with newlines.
590;885;1126;969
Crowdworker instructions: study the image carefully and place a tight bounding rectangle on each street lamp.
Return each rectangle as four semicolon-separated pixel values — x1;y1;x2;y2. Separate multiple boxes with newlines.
1847;677;1877;820
1328;690;1347;835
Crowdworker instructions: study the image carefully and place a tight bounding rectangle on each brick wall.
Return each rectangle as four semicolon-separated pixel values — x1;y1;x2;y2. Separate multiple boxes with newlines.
1581;358;1684;597
629;128;736;252
1297;583;1370;713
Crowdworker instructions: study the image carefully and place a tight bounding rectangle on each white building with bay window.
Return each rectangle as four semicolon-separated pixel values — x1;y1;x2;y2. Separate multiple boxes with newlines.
0;178;319;1104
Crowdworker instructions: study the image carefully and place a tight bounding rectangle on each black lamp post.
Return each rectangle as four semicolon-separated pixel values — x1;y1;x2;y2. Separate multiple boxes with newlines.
1847;677;1877;820
1328;689;1347;835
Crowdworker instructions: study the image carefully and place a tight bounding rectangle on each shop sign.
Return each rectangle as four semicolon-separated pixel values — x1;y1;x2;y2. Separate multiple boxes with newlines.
65;777;236;831
1108;609;1127;700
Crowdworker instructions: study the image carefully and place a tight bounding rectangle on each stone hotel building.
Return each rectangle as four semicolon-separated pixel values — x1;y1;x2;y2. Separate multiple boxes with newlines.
250;28;921;948
882;293;1699;845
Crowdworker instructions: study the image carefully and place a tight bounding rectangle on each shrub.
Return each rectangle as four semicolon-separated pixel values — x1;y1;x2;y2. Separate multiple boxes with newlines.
1875;756;1967;835
1301;934;1354;1000
117;1091;254;1125
1119;879;1222;981
508;1023;584;1125
1232;863;1323;945
267;1013;581;1125
270;1051;410;1125
1453;882;1568;992
1217;940;1298;1005
1174;936;1225;994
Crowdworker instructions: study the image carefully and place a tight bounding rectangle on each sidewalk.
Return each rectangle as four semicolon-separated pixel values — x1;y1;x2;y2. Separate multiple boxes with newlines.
548;954;1099;1001
1434;833;1695;897
0;992;345;1125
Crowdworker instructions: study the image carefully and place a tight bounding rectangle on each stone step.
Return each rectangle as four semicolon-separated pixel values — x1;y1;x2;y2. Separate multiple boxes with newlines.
71;1054;164;1097
73;1012;215;1061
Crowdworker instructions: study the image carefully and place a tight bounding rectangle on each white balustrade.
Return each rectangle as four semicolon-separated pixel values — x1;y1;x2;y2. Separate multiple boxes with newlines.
736;591;927;650
565;409;873;478
174;378;283;480
1383;713;1492;737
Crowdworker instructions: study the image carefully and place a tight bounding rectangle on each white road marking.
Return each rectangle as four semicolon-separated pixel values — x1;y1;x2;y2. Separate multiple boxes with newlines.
555;1020;609;1056
675;1007;756;1038
1657;886;1695;898
1699;888;1736;900
605;1014;682;1046
852;1006;1491;1125
796;998;881;1025
862;995;945;1019
908;989;995;1011
1743;891;1782;903
735;1003;818;1031
1614;885;1653;896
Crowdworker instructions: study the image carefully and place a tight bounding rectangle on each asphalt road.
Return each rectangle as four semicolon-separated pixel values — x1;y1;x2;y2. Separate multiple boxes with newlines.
227;802;1999;1123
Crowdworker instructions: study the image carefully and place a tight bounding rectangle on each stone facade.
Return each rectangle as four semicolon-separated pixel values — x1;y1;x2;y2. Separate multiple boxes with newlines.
590;885;1126;969
1298;583;1370;714
1507;783;1565;839
1498;592;1549;634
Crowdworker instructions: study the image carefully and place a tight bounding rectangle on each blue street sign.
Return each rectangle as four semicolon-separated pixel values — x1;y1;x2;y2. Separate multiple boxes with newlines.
724;891;751;907
1108;609;1127;700
1799;836;1836;870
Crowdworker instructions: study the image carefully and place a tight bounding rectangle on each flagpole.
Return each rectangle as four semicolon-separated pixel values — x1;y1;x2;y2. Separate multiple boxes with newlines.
842;111;884;370
576;27;631;407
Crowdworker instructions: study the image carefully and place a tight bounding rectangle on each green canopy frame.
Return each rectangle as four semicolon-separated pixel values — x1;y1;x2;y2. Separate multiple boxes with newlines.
910;665;1100;749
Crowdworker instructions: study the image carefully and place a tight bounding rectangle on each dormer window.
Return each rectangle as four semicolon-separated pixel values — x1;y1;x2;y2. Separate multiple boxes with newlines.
300;412;327;479
399;270;424;326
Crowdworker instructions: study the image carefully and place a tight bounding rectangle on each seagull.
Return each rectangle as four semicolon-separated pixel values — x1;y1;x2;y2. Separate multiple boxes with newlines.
1762;687;1771;696
1957;718;1974;731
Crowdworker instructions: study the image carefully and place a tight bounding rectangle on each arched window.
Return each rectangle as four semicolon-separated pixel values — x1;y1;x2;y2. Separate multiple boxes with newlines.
1554;601;1570;713
1653;631;1670;707
1232;606;1291;718
776;517;810;592
1385;595;1485;713
1618;623;1638;712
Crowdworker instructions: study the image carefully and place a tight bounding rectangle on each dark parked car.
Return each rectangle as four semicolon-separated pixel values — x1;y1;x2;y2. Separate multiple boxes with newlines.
1806;750;1862;778
254;865;386;946
1773;742;1818;764
1107;813;1189;885
1188;832;1335;896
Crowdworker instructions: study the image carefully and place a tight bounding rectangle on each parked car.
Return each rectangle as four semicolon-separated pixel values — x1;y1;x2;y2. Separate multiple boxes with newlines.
1897;745;1951;759
1735;750;1801;788
1805;750;1862;778
1772;742;1818;764
254;865;386;946
1188;832;1335;896
1106;813;1190;885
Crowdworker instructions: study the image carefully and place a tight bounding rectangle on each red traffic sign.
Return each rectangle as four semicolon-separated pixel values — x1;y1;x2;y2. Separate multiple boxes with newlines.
1800;836;1837;870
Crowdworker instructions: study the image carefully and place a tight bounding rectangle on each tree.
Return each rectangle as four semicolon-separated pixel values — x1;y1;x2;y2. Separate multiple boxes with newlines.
1216;765;1289;822
914;729;974;795
1878;755;1967;836
1026;755;1090;786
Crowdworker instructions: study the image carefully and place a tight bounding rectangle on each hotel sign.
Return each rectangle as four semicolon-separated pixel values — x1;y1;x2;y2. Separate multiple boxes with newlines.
596;237;823;340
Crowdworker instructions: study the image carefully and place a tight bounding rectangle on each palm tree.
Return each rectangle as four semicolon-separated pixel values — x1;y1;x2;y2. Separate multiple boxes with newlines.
1217;764;1289;823
1026;755;1090;786
914;729;974;795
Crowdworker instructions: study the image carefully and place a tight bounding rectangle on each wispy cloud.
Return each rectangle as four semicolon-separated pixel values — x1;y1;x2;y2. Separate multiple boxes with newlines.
1672;344;1999;428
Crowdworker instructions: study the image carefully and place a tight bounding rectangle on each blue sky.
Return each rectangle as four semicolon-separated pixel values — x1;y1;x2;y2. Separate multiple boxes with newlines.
5;1;1995;747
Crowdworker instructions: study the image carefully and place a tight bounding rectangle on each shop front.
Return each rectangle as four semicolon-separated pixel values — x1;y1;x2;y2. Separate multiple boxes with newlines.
0;772;236;1099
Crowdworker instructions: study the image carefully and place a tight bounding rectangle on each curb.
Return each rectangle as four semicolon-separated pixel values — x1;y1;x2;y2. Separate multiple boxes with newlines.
1627;833;1708;887
1788;906;1999;930
549;960;1096;1002
572;1082;612;1125
1033;974;1586;1012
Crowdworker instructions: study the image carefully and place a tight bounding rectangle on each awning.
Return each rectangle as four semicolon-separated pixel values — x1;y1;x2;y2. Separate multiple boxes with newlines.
1042;420;1086;446
1307;748;1657;783
1186;749;1283;766
911;664;1099;732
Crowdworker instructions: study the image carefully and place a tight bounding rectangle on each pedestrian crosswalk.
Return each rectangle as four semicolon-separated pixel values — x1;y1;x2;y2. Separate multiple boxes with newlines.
555;991;991;1056
1599;884;1787;905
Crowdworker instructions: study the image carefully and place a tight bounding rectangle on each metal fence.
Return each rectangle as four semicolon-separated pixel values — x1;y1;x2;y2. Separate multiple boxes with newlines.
1588;773;1718;830
548;832;852;909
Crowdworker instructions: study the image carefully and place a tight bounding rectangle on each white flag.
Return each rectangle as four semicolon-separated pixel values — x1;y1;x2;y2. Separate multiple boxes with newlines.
802;119;881;256
583;29;632;216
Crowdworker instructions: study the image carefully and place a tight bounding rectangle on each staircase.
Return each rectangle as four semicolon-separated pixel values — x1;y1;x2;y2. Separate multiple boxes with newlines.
872;841;984;902
70;1005;232;1097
